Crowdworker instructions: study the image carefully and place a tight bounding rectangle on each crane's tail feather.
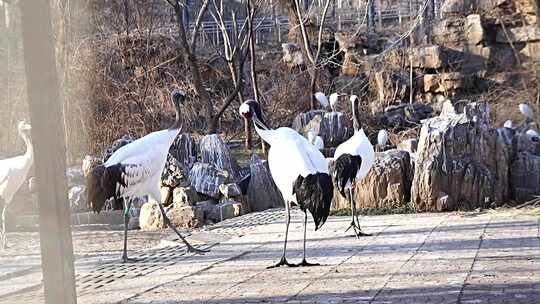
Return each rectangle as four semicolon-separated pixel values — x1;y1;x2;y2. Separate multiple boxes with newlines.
86;164;124;213
293;173;334;231
332;154;362;197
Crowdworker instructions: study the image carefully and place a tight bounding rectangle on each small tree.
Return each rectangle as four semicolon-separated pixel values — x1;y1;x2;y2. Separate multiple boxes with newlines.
165;0;256;134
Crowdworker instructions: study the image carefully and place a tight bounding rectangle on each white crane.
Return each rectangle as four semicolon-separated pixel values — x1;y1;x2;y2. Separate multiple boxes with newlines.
87;90;207;262
503;120;513;129
307;130;324;150
329;93;341;112
332;95;375;237
377;129;389;152
519;103;535;122
314;92;329;109
0;121;33;249
526;129;540;141
240;100;334;268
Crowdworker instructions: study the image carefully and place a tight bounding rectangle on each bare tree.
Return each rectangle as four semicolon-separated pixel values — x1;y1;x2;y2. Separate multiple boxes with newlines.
293;0;331;109
165;0;253;133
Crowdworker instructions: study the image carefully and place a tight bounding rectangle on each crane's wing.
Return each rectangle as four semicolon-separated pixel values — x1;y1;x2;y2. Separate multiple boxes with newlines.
267;128;329;202
105;149;164;197
105;130;173;166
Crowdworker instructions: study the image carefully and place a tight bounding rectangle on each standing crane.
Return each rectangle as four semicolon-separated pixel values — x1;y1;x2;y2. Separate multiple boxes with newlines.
86;90;208;262
333;95;375;237
377;129;389;152
240;100;334;268
0;121;33;249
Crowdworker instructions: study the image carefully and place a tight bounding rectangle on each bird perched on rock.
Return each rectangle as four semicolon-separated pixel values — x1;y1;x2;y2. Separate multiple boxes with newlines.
519;103;535;122
314;92;329;109
0;121;33;249
332;95;375;237
377;129;389;152
87;90;207;262
503;120;513;129
240;100;334;268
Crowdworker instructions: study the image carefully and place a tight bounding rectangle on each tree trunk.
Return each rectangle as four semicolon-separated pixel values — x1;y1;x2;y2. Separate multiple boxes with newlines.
19;0;77;302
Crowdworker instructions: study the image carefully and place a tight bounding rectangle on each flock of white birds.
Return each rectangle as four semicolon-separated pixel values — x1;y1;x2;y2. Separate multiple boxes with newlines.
0;92;538;268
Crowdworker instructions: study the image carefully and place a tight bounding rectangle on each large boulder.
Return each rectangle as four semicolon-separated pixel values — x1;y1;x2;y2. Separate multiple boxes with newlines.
208;200;242;222
292;110;352;147
172;186;200;206
376;103;434;129
331;150;413;210
510;152;540;201
189;163;230;199
166;204;204;228
139;201;166;231
200;134;241;181
411;112;512;211
162;134;198;188
496;25;540;43
247;154;284;211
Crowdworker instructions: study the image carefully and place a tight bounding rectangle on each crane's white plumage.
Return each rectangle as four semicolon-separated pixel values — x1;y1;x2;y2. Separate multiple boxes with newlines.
240;100;334;268
258;127;329;203
0;121;33;249
503;120;513;129
334;128;375;183
314;92;329;109
519;103;534;120
377;129;389;147
526;129;540;140
307;130;324;150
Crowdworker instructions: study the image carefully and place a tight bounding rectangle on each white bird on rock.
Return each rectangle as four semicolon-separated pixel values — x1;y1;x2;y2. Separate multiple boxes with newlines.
503;120;513;129
86;90;208;263
377;129;389;152
519;103;535;122
240;100;334;268
332;95;375;237
526;129;540;142
329;93;341;112
307;130;324;150
314;92;329;109
0;121;33;249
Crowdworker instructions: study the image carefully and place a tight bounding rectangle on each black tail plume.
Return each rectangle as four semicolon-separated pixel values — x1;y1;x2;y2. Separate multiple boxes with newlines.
293;173;334;230
332;154;362;197
86;164;124;213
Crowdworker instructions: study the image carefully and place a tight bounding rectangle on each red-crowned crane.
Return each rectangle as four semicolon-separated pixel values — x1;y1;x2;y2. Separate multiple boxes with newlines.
0;121;33;249
333;95;375;237
240;100;334;268
86;90;208;263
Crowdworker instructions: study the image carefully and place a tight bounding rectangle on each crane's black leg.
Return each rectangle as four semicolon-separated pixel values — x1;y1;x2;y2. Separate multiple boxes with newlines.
345;188;370;238
296;212;320;267
1;204;7;250
156;200;208;254
122;199;137;263
267;203;296;268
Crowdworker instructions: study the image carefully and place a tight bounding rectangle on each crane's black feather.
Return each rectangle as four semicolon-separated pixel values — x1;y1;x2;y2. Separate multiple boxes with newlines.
333;154;362;197
293;173;334;230
87;163;126;213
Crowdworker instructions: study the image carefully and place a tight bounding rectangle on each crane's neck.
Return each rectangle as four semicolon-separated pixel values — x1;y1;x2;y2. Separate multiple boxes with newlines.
169;101;183;131
352;98;362;131
21;132;33;162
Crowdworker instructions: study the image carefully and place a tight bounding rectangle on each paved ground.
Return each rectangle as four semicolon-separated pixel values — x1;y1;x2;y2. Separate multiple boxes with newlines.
0;207;539;304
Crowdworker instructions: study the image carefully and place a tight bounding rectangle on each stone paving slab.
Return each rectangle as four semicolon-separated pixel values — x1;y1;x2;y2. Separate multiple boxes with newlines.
0;208;539;304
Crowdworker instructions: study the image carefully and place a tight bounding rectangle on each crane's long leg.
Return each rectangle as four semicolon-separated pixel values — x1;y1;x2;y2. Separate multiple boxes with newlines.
267;202;296;268
345;188;370;238
156;200;208;254
122;199;136;263
1;204;7;250
296;211;320;267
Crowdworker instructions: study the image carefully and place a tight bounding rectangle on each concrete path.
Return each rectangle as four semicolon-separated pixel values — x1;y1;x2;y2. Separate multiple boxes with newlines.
1;208;539;303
